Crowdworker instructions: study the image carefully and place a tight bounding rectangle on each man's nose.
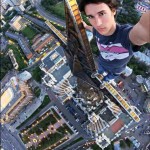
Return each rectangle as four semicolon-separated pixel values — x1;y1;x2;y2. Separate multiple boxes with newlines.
95;16;102;27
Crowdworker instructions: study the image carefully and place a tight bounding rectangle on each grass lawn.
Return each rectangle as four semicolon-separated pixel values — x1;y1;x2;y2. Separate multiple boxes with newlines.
51;108;61;119
7;45;27;70
21;108;74;149
34;87;41;97
41;1;65;20
32;67;42;83
52;2;65;17
41;95;51;107
22;26;38;40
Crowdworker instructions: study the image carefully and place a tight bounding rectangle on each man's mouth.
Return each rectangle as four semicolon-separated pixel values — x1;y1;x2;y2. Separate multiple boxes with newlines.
98;27;106;31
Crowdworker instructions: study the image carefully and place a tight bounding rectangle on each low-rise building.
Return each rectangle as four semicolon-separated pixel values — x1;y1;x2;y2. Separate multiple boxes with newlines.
135;0;150;13
32;33;54;52
144;98;150;113
9;15;28;31
134;51;150;66
5;31;33;59
0;71;34;124
8;49;19;69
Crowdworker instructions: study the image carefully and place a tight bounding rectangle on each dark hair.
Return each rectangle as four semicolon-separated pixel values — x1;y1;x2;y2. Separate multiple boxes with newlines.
79;0;120;13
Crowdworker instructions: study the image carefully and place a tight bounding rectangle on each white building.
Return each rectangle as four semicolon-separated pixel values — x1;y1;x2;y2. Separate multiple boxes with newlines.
9;15;27;31
40;46;77;101
121;66;133;77
3;0;26;11
134;51;150;66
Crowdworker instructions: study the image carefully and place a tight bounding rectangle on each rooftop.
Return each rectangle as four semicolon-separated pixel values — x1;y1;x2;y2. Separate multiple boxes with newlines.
99;107;116;123
111;119;124;133
52;64;70;84
41;46;64;71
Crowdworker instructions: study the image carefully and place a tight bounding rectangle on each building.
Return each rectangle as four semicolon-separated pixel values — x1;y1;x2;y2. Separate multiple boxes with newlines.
17;70;32;82
40;46;77;101
1;2;9;15
135;0;150;13
1;2;8;10
8;49;19;70
4;0;20;6
134;51;150;66
136;75;150;92
114;141;121;150
144;98;150;113
0;71;34;124
121;66;133;77
73;79;133;149
32;33;55;52
9;15;28;31
4;0;26;11
5;31;33;59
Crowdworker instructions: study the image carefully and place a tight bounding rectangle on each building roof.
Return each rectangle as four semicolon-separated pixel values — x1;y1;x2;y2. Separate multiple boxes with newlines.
18;71;32;81
114;141;121;150
5;31;33;59
52;64;70;84
111;119;124;133
134;51;150;65
99;107;116;123
0;88;14;112
1;77;22;114
41;46;65;71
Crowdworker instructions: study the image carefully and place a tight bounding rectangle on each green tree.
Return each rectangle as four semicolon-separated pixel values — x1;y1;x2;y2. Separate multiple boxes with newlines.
120;139;126;148
41;0;57;5
32;66;43;83
104;142;114;150
125;138;133;148
91;144;102;150
0;54;13;80
117;0;140;25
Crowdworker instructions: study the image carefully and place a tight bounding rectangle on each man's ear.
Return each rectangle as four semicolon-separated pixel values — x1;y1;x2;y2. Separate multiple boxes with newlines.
112;9;117;16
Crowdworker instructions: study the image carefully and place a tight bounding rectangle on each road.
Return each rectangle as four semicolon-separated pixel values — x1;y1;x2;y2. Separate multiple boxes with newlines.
115;75;150;149
47;89;89;137
33;0;66;27
120;116;150;150
1;125;26;150
46;89;93;150
18;101;54;131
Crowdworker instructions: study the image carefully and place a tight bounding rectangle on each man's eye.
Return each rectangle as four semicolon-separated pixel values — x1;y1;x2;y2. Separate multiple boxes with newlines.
98;12;105;16
87;16;93;19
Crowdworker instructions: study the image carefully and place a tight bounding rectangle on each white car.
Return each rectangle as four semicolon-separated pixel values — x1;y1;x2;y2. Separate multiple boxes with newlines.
129;136;141;148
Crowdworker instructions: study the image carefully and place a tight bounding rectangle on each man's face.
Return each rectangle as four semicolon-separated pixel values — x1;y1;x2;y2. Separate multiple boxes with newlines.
85;3;116;36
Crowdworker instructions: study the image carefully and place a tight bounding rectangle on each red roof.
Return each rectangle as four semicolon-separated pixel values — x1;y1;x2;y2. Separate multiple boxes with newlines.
111;119;124;133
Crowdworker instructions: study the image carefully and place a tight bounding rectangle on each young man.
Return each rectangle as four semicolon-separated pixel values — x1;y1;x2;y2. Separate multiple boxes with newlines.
79;0;150;81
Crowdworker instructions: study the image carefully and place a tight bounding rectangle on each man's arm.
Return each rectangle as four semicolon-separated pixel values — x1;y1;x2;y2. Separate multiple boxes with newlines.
82;21;93;32
129;10;150;45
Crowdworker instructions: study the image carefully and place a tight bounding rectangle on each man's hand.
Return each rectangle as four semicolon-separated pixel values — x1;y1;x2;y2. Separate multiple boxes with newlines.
82;21;93;32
